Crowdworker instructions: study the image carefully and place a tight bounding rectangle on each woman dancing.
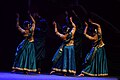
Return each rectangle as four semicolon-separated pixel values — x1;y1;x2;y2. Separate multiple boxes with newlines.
12;13;37;74
50;17;77;76
79;19;108;76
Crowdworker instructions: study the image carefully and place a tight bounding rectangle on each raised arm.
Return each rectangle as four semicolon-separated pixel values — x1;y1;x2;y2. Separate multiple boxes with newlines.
89;19;102;34
16;13;25;33
29;14;35;24
84;21;97;40
69;17;76;35
29;13;35;31
53;21;65;39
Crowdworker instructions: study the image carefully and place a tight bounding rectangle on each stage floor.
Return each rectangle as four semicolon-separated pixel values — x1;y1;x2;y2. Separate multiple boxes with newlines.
0;72;119;80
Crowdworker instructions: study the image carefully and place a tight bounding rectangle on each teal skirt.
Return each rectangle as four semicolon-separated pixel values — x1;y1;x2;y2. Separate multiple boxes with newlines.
81;46;108;76
12;39;37;72
52;45;76;74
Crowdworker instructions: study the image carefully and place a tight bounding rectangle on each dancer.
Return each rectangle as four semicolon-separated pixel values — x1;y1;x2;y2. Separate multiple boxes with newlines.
12;13;37;74
50;17;76;76
33;13;48;74
79;19;108;76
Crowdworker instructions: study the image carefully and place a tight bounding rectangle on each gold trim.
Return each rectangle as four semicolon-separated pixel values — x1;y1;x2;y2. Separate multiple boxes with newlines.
12;67;37;72
53;68;62;72
68;70;76;74
52;68;76;74
98;43;105;48
62;69;67;72
82;71;108;76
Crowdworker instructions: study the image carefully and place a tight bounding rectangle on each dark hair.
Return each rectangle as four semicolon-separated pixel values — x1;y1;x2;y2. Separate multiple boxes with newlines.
62;25;70;34
88;25;98;36
39;19;47;27
23;20;30;29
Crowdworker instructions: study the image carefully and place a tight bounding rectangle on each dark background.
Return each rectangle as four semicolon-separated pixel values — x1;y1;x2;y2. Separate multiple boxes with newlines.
0;0;120;76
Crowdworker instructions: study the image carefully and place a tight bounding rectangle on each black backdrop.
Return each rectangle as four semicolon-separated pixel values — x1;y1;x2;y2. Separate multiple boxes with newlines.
0;0;120;76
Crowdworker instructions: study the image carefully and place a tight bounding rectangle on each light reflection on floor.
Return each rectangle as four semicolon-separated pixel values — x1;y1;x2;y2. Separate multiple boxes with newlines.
0;72;119;80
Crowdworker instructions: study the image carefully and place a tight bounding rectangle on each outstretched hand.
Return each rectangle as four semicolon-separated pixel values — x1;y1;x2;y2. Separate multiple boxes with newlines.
84;21;88;27
88;18;93;23
33;12;39;17
65;11;68;16
53;21;56;26
69;17;72;22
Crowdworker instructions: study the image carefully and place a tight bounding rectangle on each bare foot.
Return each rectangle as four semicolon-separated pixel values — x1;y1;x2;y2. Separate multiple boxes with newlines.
50;71;55;74
78;73;84;76
24;71;29;74
37;68;41;74
11;70;16;73
64;73;67;76
73;73;76;76
38;71;41;74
